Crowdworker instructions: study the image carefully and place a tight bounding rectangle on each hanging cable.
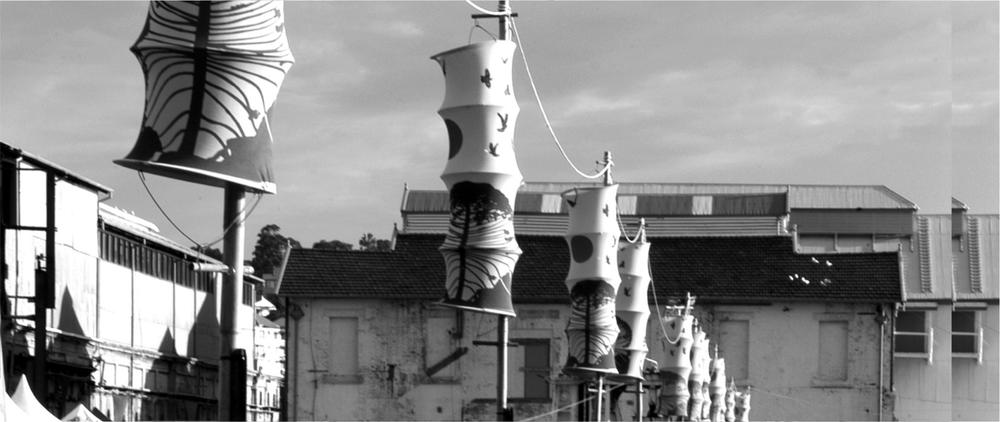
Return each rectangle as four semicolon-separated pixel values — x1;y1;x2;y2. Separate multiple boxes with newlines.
510;19;612;180
468;19;498;43
617;214;641;243
648;270;676;344
138;171;263;250
463;0;513;16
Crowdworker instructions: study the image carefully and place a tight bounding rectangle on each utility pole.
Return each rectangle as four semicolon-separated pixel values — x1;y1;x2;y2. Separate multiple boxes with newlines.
219;183;248;421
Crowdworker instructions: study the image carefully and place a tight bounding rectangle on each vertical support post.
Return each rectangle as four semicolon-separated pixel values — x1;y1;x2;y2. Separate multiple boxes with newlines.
595;375;604;422
636;381;643;422
603;151;613;186
32;171;56;400
219;183;247;421
497;315;509;421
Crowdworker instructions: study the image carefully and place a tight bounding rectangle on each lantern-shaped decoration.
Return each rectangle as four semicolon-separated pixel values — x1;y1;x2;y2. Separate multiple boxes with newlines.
701;380;712;420
734;388;751;422
431;41;522;316
610;223;651;381
116;1;294;193
725;380;738;422
688;323;711;418
708;356;728;422
562;185;621;375
659;305;694;418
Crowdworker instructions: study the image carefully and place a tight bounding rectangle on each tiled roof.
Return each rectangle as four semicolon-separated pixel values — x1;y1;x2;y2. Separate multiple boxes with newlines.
278;234;901;303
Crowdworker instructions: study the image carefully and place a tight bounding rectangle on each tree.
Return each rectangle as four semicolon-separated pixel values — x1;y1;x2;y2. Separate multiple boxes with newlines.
358;233;391;252
251;224;301;275
194;246;224;261
313;239;354;250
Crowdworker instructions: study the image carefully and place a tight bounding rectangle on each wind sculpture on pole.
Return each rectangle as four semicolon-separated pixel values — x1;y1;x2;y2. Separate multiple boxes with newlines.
611;219;653;421
688;322;712;420
432;3;521;419
659;294;696;419
115;2;293;420
708;347;728;422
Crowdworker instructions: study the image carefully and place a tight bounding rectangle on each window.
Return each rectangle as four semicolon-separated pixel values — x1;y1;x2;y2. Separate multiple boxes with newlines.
816;321;848;381
719;320;749;381
952;310;982;362
509;338;551;400
329;317;359;377
894;310;932;361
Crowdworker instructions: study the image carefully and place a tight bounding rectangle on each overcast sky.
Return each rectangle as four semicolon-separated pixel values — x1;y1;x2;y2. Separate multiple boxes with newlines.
1;1;997;253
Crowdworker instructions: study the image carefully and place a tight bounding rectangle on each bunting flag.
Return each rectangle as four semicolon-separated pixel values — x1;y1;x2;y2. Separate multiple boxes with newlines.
562;185;621;376
116;1;294;193
610;225;651;381
432;41;522;316
659;307;694;418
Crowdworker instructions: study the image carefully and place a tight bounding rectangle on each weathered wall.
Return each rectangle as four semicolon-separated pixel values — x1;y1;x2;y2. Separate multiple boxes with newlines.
951;304;1000;421
892;304;952;421
288;298;889;421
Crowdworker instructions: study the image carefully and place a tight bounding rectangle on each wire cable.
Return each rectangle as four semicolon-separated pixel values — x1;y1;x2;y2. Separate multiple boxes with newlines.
464;0;513;16
138;171;263;249
510;18;612;180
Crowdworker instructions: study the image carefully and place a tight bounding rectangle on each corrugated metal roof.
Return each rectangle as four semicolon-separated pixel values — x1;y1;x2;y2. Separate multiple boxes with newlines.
402;214;785;237
403;182;916;213
99;203;222;264
278;234;901;303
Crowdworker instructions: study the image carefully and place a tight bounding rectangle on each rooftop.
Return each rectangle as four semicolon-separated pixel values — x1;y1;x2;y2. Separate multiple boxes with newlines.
278;233;901;304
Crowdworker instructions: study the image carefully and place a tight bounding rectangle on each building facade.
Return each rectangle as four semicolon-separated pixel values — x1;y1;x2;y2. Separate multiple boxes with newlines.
1;141;282;420
279;182;910;421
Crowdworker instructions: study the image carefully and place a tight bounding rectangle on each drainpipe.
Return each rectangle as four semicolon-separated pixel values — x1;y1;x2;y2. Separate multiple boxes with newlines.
876;303;886;421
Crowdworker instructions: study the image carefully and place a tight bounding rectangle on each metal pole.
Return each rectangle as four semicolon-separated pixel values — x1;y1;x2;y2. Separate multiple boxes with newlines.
603;151;613;186
636;381;643;422
595;376;604;422
219;183;247;421
497;316;509;420
33;172;55;399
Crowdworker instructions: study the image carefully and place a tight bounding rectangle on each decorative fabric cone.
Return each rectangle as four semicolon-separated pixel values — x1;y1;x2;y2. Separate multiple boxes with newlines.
609;225;651;382
659;309;694;418
688;326;711;419
734;389;751;422
12;374;60;422
116;1;294;194
562;185;621;376
709;357;727;422
432;41;522;317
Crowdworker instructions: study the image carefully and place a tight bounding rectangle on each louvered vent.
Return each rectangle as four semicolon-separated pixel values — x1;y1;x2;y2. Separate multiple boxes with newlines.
967;216;982;293
918;217;933;293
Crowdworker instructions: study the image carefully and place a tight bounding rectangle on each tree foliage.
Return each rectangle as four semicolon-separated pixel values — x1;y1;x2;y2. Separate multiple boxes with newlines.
358;233;391;252
313;239;354;250
251;224;301;275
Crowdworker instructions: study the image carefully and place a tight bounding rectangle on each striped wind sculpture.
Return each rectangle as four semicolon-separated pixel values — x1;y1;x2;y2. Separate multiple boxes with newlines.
432;40;522;316
116;0;294;193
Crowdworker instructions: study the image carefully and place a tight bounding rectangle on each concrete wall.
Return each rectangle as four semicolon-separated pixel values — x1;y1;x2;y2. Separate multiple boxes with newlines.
287;298;890;421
